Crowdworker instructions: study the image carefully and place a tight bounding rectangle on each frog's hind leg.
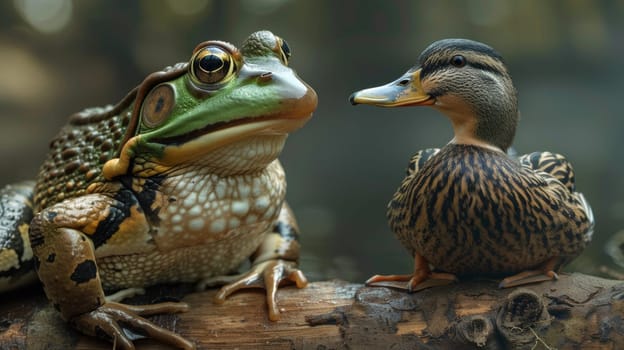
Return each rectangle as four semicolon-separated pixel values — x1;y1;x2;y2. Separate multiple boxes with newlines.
0;181;37;292
518;151;576;192
198;202;308;321
29;191;194;349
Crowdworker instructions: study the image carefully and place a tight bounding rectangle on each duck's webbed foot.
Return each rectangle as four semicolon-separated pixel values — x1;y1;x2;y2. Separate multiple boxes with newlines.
498;256;559;288
366;254;457;292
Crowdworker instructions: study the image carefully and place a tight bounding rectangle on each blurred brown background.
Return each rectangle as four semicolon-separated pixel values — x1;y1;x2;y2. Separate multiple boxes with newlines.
1;0;623;281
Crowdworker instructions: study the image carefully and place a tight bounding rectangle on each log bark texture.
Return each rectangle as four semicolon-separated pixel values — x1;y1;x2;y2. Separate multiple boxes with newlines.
1;273;623;349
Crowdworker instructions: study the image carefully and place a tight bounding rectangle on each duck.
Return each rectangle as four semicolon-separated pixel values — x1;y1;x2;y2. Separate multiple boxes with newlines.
350;38;594;291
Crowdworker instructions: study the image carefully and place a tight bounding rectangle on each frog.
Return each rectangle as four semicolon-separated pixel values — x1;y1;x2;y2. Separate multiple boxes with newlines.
0;30;317;349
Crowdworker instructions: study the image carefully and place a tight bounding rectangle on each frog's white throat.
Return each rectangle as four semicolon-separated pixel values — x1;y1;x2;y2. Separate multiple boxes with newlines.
193;134;288;176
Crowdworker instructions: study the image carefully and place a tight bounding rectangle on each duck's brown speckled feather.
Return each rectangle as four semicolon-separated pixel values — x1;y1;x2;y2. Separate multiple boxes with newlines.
388;144;592;276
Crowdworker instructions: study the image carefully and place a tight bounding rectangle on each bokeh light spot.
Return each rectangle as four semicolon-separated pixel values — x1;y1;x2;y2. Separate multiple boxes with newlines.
13;0;73;34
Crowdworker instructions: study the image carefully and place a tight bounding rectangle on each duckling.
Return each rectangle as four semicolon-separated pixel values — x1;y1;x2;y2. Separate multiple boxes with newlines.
350;39;594;291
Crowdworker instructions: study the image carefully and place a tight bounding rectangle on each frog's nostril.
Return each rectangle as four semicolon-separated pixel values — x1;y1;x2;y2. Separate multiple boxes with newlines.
259;72;273;83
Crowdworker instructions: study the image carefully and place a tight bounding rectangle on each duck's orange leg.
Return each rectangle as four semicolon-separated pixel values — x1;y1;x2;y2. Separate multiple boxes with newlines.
499;256;559;288
366;254;457;292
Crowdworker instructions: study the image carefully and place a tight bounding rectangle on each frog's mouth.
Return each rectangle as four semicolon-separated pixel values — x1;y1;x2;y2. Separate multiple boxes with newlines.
154;91;316;165
155;116;308;167
153;113;309;146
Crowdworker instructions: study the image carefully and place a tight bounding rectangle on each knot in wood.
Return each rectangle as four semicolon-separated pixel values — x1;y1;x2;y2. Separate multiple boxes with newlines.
496;288;551;346
452;315;494;348
502;289;544;326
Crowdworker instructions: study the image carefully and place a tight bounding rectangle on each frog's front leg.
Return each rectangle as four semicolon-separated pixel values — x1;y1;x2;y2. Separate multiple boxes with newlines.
199;202;308;321
29;192;194;349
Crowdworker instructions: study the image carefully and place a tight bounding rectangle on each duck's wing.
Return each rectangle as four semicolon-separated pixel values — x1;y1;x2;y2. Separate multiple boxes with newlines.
518;151;576;192
521;165;595;255
519;151;593;243
575;191;595;243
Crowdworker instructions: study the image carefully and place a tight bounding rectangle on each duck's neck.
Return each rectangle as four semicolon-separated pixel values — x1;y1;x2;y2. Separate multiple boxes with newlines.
474;77;519;151
437;104;518;153
445;116;504;153
473;109;518;152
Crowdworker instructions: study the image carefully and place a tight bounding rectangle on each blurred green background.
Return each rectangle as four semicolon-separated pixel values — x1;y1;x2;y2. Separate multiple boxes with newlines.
1;0;623;282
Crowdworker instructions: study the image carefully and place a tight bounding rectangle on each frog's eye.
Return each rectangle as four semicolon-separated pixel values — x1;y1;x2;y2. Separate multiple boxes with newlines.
142;83;175;128
275;37;291;65
190;45;237;86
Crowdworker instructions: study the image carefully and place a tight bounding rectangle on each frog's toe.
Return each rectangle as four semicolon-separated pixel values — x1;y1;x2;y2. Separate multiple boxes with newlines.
71;302;195;350
119;300;191;317
105;287;146;302
71;312;134;350
255;259;308;321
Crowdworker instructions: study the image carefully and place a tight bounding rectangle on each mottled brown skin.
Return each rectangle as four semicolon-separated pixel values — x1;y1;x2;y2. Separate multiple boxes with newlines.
33;61;190;210
351;38;594;291
2;31;316;349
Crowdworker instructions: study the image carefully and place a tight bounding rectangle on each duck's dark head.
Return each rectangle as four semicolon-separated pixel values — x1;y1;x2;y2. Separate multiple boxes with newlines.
350;38;518;152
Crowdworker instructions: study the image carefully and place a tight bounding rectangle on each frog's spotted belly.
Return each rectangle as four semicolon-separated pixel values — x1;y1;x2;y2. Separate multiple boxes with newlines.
158;160;285;244
97;226;267;290
96;160;286;290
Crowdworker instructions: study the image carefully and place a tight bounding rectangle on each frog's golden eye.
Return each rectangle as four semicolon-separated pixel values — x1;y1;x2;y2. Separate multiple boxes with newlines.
142;84;175;128
190;46;237;86
276;37;291;65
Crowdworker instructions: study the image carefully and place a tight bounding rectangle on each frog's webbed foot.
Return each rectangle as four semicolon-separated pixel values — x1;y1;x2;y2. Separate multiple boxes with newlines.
198;259;308;321
70;301;195;350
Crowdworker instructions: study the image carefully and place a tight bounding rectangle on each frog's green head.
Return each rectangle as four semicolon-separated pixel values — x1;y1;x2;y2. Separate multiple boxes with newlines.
104;31;317;178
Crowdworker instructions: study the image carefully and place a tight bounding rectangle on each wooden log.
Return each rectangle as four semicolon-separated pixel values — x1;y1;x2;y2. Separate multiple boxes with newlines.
1;273;623;349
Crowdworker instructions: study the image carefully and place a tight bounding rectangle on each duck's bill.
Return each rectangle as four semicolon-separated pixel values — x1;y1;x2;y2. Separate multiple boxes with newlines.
349;68;434;107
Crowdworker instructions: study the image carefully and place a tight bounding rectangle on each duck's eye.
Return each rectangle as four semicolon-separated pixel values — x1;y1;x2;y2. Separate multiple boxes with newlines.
450;55;466;68
276;37;291;65
190;45;237;85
